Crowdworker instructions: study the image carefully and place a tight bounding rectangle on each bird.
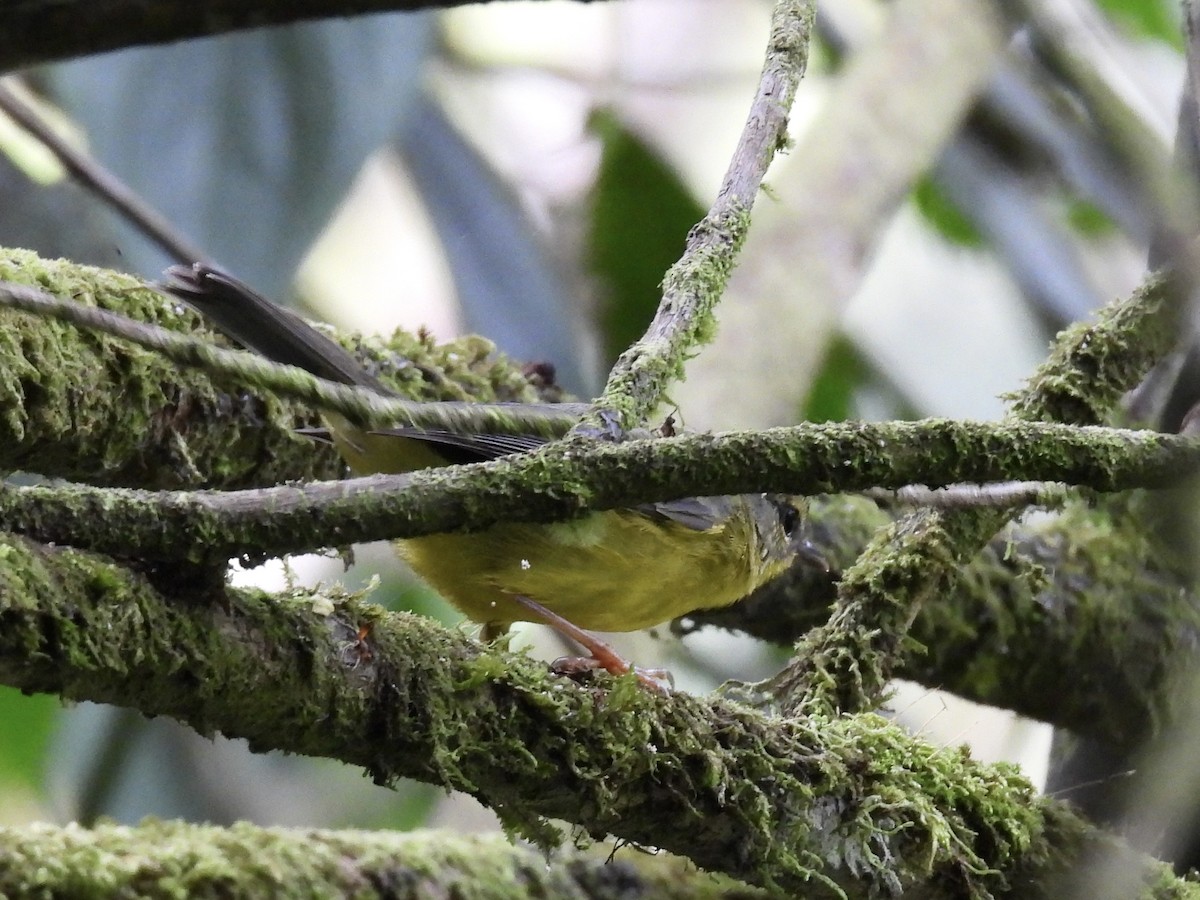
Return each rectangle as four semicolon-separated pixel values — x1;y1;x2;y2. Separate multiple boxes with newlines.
163;263;811;689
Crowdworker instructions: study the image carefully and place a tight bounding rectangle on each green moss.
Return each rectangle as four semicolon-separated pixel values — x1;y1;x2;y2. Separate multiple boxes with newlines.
0;247;562;490
595;203;752;432
1011;271;1176;426
0;820;785;898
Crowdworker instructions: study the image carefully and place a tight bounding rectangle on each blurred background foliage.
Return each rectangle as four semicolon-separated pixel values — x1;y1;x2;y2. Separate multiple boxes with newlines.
0;0;1185;848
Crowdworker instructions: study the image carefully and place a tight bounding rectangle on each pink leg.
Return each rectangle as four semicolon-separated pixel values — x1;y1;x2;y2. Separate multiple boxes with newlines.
510;595;673;694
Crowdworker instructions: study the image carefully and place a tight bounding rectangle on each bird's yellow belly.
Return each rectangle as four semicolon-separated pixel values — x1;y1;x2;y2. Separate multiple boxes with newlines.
395;511;763;633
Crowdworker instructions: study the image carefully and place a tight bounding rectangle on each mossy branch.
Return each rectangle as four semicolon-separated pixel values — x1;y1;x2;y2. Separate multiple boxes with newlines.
586;0;816;433
0;531;1185;897
690;495;1200;752
0;246;1192;749
0;822;774;900
773;261;1182;714
0;0;552;72
0;249;555;489
0;420;1194;565
0;278;586;440
1;248;1192;753
2;0;1190;893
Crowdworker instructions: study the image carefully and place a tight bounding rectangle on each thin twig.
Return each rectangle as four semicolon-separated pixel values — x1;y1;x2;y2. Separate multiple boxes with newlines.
0;81;211;266
0;280;585;438
584;0;816;434
863;481;1073;509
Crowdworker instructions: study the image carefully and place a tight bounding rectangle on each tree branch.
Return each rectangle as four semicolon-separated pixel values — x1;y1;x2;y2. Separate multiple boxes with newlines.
0;245;1192;754
0;419;1193;565
0;248;557;489
2;0;1191;892
2;242;1192;753
586;0;816;433
0;532;1182;896
0;278;585;440
772;225;1184;714
0;821;774;899
0;248;346;488
690;495;1200;752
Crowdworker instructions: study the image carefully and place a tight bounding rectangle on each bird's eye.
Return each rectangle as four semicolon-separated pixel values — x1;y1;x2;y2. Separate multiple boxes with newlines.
779;499;801;536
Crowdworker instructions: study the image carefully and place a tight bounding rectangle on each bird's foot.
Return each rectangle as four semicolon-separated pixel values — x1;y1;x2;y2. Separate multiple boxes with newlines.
510;594;673;694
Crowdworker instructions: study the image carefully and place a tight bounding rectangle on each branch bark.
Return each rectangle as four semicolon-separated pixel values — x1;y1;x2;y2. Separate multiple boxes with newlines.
1;245;1193;755
0;532;1183;896
769;255;1185;715
0;419;1194;565
0;820;767;899
0;248;553;489
587;0;816;432
691;494;1200;752
1;244;1196;754
2;0;1191;894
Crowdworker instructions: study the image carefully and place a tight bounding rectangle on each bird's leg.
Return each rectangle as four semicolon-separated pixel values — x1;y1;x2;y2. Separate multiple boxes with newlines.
509;594;673;693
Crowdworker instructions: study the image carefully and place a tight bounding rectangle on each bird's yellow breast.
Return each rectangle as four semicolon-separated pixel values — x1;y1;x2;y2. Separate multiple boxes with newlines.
395;506;780;633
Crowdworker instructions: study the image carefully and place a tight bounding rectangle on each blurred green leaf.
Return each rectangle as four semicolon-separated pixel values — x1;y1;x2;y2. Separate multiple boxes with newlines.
587;109;705;365
1093;0;1182;49
370;573;461;628
1065;197;1118;237
804;335;923;422
913;175;983;247
0;686;57;790
372;783;440;831
802;335;870;422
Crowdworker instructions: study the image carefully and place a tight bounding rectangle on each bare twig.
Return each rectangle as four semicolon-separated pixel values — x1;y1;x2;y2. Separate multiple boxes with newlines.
864;481;1072;509
0;81;211;265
